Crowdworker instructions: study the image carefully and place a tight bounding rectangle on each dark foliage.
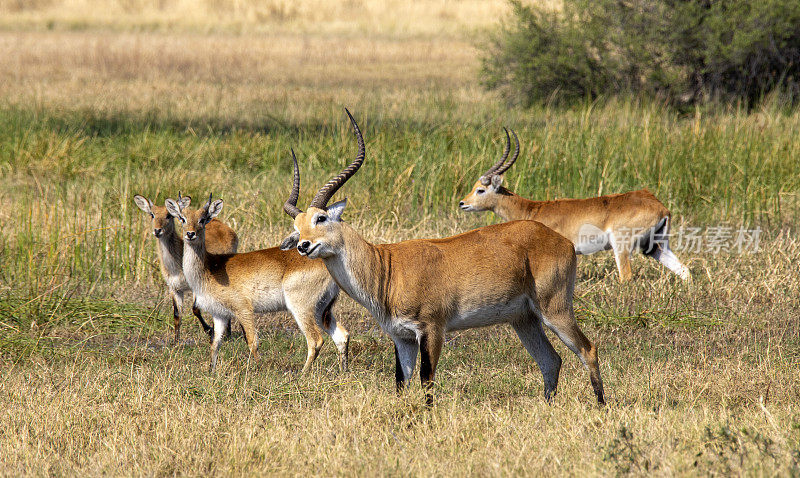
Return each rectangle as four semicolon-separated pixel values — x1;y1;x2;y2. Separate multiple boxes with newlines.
481;0;800;106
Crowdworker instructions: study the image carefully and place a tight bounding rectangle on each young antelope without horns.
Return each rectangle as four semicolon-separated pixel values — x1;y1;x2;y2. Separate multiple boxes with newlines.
165;190;349;373
134;193;238;343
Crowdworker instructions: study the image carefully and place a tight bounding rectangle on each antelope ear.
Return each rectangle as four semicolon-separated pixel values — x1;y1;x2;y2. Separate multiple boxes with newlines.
280;231;300;251
165;199;183;221
133;195;153;214
205;199;224;220
490;175;504;189
178;195;191;210
326;199;347;222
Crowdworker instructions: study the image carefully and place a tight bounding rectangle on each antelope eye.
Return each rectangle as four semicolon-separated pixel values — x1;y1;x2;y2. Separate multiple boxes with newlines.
316;215;327;224
150;213;155;218
179;217;186;223
477;189;485;194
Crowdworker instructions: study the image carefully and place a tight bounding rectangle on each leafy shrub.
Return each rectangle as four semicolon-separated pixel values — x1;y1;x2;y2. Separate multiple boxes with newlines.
481;0;800;107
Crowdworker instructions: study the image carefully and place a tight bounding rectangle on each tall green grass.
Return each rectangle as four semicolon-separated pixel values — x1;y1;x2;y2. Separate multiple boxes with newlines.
1;100;798;326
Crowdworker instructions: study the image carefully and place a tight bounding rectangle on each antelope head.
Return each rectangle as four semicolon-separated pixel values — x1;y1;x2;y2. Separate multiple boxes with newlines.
280;109;364;259
134;194;188;238
166;193;223;243
458;128;520;212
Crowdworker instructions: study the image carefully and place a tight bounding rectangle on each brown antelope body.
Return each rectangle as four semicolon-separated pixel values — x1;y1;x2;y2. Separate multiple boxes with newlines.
459;130;691;282
165;193;349;373
134;194;238;342
281;111;604;405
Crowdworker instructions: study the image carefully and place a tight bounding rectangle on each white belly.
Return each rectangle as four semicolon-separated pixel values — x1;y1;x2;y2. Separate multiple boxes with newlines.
446;296;528;331
574;224;612;255
194;293;234;320
251;288;286;314
381;316;421;341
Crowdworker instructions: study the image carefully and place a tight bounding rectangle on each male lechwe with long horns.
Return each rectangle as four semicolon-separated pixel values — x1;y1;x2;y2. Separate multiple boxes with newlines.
459;129;691;282
281;109;605;405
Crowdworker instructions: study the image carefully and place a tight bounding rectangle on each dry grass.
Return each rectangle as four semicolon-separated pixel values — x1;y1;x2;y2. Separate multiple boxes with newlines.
1;4;800;476
0;0;521;36
2;239;799;475
0;29;488;126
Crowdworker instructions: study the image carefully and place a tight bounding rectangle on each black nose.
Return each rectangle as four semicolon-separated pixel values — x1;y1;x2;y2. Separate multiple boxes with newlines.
459;201;464;207
186;231;196;240
298;240;311;253
153;228;163;236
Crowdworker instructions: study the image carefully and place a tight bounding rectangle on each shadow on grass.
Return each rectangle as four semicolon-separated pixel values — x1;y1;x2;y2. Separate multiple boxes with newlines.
0;104;485;139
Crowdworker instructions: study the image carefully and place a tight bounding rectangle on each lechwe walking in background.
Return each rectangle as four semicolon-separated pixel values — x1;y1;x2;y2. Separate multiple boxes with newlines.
459;129;691;282
134;194;238;343
281;110;604;405
165;188;349;373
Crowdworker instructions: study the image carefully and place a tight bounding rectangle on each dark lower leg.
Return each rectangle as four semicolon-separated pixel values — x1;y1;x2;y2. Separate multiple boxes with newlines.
172;296;181;344
395;344;405;394
192;301;213;337
420;331;442;406
587;343;606;405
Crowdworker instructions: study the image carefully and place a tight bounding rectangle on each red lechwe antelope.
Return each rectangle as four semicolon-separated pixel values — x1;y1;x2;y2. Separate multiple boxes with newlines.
280;110;605;405
164;185;349;373
134;193;238;343
459;129;691;282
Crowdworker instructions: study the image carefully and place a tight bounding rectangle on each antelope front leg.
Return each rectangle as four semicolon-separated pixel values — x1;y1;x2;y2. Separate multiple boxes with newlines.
393;336;419;394
318;306;350;372
419;328;443;406
171;291;183;344
191;299;213;341
237;309;260;365
209;316;227;373
298;320;324;375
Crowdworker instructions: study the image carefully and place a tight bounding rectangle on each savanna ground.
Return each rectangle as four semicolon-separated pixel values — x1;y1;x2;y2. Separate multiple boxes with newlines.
1;1;799;475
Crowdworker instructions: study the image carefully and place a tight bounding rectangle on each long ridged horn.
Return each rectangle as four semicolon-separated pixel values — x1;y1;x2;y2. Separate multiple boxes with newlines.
283;148;303;218
309;108;365;209
480;127;511;185
493;129;520;176
204;192;212;210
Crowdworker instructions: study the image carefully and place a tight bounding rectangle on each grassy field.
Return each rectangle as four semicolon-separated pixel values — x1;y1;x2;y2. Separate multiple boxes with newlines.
2;1;800;475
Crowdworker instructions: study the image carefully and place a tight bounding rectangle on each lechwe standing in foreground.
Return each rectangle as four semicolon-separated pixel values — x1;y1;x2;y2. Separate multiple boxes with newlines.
165;187;349;373
134;194;238;343
459;129;691;282
281;110;604;405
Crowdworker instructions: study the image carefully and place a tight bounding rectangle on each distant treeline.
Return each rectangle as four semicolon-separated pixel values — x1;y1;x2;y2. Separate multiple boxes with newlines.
482;0;800;107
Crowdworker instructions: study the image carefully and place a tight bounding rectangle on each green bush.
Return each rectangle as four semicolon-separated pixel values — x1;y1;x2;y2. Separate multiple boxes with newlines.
481;0;800;107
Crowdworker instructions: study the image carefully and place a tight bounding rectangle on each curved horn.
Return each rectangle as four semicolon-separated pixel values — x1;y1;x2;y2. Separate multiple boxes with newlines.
480;127;511;185
283;148;303;218
493;129;520;176
309;108;365;209
177;191;183;208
